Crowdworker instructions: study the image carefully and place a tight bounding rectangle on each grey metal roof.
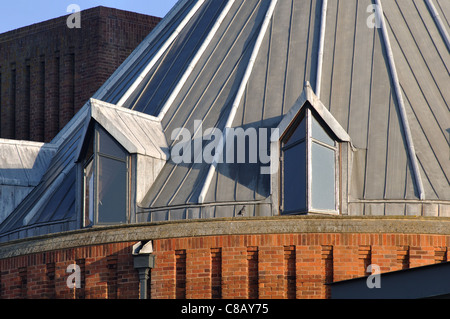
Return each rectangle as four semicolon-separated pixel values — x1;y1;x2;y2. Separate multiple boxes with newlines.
0;140;56;223
0;0;449;240
132;0;448;218
0;106;88;241
98;0;199;106
319;0;449;203
0;140;56;187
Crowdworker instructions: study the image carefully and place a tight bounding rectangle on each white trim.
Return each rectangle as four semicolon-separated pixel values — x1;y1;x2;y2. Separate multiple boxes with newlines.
306;109;312;211
116;0;207;107
197;0;279;204
375;0;425;200
90;98;161;123
315;0;328;98
425;0;450;51
157;0;236;121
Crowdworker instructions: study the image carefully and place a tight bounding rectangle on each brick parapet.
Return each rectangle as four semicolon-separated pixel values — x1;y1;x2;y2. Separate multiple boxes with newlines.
0;216;449;299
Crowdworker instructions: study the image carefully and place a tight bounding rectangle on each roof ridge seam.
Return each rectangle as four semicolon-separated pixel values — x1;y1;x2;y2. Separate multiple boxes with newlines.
315;0;328;98
116;0;207;108
92;0;190;101
197;0;279;204
157;0;237;121
375;0;425;200
425;0;450;51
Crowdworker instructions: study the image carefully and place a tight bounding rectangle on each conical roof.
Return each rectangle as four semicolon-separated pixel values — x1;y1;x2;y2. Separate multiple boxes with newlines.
96;0;449;217
0;0;448;241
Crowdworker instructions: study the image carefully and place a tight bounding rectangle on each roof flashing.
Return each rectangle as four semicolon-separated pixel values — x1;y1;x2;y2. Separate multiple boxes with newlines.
277;82;352;144
75;98;169;162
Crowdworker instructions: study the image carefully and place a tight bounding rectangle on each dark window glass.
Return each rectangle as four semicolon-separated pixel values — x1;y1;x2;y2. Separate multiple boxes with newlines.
97;155;128;224
284;117;306;148
85;133;94;161
283;141;307;213
98;126;128;160
311;142;335;210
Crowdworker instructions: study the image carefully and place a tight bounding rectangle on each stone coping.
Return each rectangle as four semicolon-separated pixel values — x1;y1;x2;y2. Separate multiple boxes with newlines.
1;215;450;259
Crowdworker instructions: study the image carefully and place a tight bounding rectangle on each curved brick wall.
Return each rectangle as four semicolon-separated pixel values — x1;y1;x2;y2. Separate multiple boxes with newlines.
0;216;449;299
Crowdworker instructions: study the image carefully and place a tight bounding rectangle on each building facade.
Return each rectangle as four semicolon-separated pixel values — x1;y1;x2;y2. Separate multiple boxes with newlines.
0;6;161;142
0;0;449;299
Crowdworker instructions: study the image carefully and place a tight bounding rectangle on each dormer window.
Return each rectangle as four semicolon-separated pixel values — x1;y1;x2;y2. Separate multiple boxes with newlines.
274;83;351;216
281;106;338;214
82;123;130;226
76;99;169;228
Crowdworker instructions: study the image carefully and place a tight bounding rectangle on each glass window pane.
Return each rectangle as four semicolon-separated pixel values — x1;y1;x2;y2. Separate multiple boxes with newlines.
311;115;335;147
98;126;128;160
311;142;335;210
97;155;128;224
284;116;306;148
283;141;307;213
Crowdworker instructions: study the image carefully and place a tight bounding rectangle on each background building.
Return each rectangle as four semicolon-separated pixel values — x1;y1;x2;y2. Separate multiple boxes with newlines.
0;6;161;142
0;0;449;300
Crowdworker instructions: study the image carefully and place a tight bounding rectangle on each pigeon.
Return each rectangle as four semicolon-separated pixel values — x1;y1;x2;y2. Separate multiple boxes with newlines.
237;206;246;216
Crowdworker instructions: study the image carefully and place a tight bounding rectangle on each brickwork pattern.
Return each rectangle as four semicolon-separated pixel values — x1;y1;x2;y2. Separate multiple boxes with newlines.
151;233;450;299
0;233;449;299
0;242;138;299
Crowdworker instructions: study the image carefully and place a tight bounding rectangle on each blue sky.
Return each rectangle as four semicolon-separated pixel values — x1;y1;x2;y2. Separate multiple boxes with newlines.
0;0;179;33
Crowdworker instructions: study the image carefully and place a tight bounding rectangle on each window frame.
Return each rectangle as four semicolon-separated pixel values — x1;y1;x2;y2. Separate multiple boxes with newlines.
280;107;340;215
82;123;131;227
83;154;94;227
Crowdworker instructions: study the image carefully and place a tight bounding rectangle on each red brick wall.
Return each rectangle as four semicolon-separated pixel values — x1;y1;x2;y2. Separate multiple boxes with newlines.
0;233;449;299
0;242;139;299
0;6;161;142
150;233;450;299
